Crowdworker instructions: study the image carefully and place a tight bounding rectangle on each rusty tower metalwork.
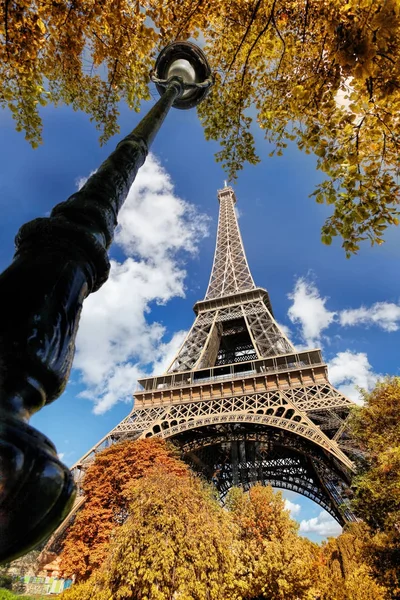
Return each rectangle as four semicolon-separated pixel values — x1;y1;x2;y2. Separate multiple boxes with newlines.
63;185;358;535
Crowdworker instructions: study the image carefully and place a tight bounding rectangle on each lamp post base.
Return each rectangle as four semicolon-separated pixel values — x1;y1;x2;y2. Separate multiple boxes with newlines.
0;414;76;564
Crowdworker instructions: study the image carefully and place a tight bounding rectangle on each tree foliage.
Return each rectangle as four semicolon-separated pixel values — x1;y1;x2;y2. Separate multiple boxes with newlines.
2;0;400;254
60;438;189;580
62;479;322;600
351;377;400;532
227;485;318;599
199;0;400;255
57;446;392;600
349;377;400;597
61;468;235;600
0;0;207;146
46;384;400;600
315;526;388;600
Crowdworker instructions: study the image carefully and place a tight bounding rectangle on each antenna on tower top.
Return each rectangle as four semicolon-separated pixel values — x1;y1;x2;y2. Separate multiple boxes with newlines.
224;180;228;187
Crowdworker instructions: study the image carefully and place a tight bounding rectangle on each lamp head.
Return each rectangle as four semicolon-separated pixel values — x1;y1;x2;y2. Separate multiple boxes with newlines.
153;41;213;110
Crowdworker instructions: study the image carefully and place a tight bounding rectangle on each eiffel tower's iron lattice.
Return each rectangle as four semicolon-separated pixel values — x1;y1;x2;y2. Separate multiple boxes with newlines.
205;187;255;299
45;185;359;551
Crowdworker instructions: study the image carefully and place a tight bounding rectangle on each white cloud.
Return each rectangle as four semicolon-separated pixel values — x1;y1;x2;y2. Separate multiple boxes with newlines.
76;170;96;190
328;350;380;404
115;155;209;260
300;510;342;537
284;499;301;517
75;259;183;387
73;154;209;414
234;206;242;220
285;278;382;403
57;453;65;461
288;278;336;347
150;330;188;376
79;362;143;416
340;301;400;332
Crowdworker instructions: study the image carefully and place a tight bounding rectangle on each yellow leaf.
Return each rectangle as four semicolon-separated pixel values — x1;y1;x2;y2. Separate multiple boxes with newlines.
37;18;46;34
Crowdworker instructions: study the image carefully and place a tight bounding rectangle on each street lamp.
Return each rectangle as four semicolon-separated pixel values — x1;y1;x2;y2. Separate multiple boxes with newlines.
0;41;213;564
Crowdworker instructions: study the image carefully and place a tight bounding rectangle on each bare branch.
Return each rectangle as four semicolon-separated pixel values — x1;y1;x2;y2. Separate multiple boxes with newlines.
92;30;109;48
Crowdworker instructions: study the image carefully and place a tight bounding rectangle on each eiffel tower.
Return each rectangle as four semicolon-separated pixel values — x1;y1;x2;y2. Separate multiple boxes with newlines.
52;184;358;548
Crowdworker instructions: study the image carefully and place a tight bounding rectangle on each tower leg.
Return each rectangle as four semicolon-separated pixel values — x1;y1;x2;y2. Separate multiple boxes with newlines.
231;441;239;487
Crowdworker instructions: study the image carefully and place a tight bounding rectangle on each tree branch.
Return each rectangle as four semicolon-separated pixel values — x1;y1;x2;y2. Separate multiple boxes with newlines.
375;114;399;147
241;0;278;86
98;58;119;123
92;30;109;48
271;10;286;79
175;0;204;39
4;0;10;57
380;132;387;169
354;117;365;174
226;0;262;73
302;0;309;43
376;51;395;64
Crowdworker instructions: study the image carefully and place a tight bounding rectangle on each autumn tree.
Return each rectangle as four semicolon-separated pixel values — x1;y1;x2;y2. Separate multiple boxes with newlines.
2;1;400;254
227;485;318;599
348;377;400;597
0;0;209;146
199;0;400;255
315;526;388;600
59;437;189;581
61;468;236;600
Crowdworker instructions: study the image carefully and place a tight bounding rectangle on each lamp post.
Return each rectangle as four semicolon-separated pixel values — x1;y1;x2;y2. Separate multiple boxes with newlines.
0;41;213;564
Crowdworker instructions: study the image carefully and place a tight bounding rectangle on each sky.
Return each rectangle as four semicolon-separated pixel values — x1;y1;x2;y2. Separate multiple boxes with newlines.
1;80;400;544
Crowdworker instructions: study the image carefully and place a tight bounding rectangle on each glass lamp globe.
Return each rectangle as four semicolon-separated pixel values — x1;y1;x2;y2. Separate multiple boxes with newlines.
167;59;198;97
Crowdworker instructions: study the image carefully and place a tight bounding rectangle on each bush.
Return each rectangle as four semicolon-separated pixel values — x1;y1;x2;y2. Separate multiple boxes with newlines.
0;589;16;600
0;575;12;591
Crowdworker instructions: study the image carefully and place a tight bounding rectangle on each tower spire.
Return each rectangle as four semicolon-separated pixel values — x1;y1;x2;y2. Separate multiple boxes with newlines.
205;186;255;300
165;186;294;374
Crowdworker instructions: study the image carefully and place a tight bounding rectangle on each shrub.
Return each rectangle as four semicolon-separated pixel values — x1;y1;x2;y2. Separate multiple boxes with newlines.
0;589;16;600
0;575;12;591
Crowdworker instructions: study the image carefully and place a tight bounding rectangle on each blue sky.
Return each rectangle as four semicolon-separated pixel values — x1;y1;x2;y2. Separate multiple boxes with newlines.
1;86;400;543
